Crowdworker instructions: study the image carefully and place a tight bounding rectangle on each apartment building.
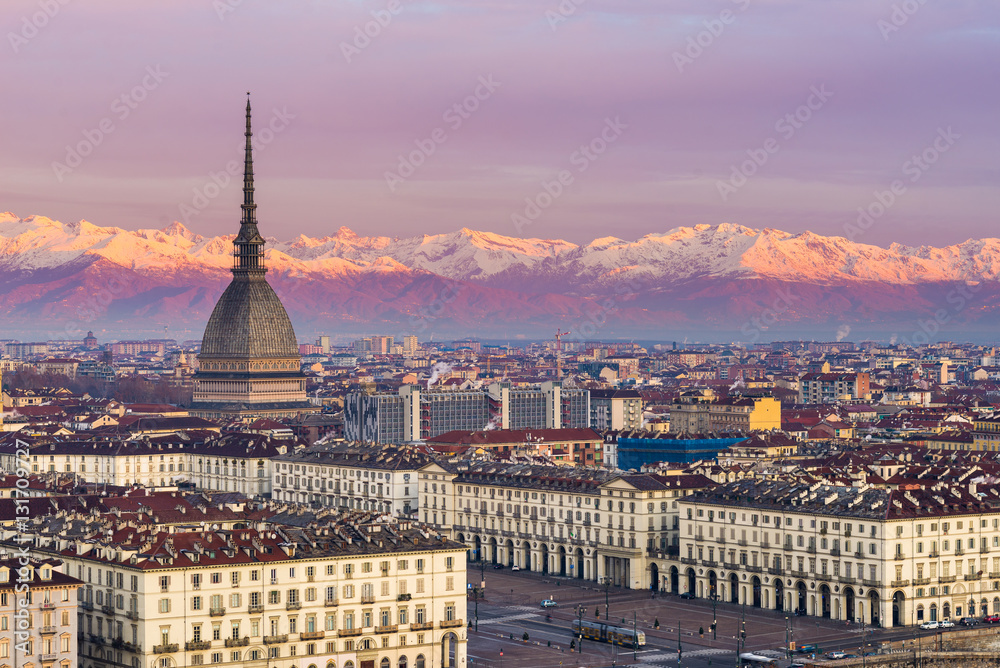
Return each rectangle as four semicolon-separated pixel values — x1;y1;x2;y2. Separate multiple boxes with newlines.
668;390;780;435
419;461;711;589
589;389;643;431
971;413;1000;452
0;558;81;668
344;382;590;444
16;433;296;497
272;445;434;516
798;372;871;404
662;479;1000;629
16;508;467;668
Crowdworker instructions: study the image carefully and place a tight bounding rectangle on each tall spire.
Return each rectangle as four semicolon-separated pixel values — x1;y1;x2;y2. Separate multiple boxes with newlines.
242;92;256;227
233;93;266;275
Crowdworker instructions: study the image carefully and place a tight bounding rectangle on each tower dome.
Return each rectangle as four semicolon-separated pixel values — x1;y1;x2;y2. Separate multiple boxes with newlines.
190;95;317;420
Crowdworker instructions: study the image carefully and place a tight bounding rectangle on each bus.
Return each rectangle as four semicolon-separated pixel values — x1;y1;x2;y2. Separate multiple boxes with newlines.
738;653;778;667
571;620;646;647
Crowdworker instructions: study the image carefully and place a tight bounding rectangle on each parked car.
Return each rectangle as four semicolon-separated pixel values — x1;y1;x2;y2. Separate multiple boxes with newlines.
984;614;1000;623
827;651;847;659
679;592;696;599
492;563;504;569
939;620;955;628
511;565;520;571
920;621;939;630
960;617;979;626
540;599;558;608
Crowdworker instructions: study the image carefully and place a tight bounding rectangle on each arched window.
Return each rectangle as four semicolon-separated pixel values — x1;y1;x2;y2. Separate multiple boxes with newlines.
398;657;408;668
415;655;425;668
381;660;390;668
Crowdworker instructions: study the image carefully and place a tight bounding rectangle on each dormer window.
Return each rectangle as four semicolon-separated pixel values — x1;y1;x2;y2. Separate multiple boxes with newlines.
0;568;9;583
40;566;52;581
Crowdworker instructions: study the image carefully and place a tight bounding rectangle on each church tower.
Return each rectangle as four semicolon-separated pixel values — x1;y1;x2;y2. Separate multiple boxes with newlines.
190;96;316;420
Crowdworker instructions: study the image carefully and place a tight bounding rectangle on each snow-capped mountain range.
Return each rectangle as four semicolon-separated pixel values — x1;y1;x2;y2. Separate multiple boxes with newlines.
1;212;997;341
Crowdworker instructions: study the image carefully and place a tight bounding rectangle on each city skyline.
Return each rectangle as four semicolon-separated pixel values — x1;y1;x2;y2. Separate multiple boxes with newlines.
2;1;998;248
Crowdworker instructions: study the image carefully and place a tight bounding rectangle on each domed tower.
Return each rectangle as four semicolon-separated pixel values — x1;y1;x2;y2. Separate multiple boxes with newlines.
190;95;316;420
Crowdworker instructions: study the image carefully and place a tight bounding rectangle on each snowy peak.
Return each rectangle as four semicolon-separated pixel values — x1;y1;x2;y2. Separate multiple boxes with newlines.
1;213;1000;288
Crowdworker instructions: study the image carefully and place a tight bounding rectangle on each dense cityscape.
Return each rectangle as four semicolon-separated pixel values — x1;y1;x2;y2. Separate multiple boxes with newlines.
5;1;997;666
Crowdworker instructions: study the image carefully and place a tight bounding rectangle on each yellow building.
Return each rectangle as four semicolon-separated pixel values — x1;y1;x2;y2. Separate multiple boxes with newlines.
669;390;780;435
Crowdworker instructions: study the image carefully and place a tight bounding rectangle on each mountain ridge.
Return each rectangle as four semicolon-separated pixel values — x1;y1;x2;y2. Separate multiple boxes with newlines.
1;212;996;341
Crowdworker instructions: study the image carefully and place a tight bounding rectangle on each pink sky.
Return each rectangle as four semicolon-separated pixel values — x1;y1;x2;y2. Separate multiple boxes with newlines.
1;0;998;246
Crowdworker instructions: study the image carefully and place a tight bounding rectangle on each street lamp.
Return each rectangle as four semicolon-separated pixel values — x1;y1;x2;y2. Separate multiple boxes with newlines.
575;604;585;653
784;616;789;661
600;576;614;620
711;593;718;640
469;583;485;632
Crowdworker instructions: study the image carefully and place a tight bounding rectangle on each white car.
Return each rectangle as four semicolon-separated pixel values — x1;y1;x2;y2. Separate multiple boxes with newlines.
511;565;520;571
920;621;939;630
827;651;847;659
939;620;955;628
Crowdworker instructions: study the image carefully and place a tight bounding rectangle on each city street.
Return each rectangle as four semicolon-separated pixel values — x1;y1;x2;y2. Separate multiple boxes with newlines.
465;565;946;668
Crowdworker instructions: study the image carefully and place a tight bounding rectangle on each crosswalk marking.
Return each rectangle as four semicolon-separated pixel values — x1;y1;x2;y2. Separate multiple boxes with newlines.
479;613;539;625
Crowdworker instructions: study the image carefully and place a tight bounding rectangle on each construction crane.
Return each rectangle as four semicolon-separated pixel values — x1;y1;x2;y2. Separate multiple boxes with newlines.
555;329;570;379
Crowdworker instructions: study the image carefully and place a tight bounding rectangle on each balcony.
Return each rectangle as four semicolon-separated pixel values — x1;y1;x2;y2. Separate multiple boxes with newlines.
120;641;140;653
694;535;705;542
186;641;212;651
39;654;58;663
397;593;411;602
806;546;817;554
862;579;880;587
126;610;139;621
248;604;265;614
768;567;783;575
410;621;433;631
102;604;115;615
890;580;910;588
300;631;325;640
783;544;793;551
680;557;697;565
324;599;339;607
286;601;302;611
153;644;178;654
964;573;981;581
209;607;226;617
939;575;957;583
838;576;856;584
701;560;718;568
40;601;56;610
715;537;726;544
894;553;905;561
440;619;464;629
374;625;397;634
830;548;841;557
929;552;939;558
745;565;762;573
737;539;748;547
264;634;289;644
337;628;362;638
360;595;375;604
81;601;94;611
913;577;931;585
40;625;57;635
982;547;991;554
225;637;250;647
990;572;1000;579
